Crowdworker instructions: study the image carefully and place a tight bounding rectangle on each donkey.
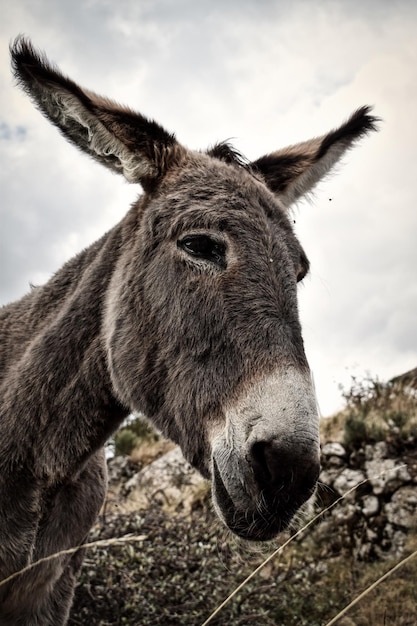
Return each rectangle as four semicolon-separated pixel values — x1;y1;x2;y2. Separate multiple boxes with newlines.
0;36;377;625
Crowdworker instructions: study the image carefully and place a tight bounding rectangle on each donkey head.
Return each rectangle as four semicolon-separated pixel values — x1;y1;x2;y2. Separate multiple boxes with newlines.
11;37;377;541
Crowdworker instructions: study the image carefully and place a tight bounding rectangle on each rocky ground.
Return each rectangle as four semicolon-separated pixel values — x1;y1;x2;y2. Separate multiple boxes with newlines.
68;438;417;625
69;375;417;625
316;439;417;561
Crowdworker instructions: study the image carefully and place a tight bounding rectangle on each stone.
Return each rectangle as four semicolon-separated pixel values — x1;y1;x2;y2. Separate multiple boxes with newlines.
366;527;378;542
107;455;138;484
322;442;347;458
332;503;357;523
333;469;366;495
365;459;411;494
378;525;407;559
384;486;417;528
390;530;408;558
319;468;341;487
327;456;346;467
365;441;388;461
315;438;417;561
362;495;379;517
124;447;206;513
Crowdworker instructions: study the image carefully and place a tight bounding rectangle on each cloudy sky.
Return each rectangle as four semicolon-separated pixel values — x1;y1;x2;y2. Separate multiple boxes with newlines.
1;0;416;416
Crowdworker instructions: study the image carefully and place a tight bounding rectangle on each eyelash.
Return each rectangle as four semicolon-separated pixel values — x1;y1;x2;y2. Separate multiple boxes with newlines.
178;234;227;269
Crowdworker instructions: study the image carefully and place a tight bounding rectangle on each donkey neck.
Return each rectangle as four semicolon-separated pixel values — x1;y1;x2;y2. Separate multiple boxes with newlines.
0;219;131;482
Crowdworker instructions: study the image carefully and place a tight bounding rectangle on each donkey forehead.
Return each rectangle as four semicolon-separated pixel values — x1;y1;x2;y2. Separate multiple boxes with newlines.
150;152;292;237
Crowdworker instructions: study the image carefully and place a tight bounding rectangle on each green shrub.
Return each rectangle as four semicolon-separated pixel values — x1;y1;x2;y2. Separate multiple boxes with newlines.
114;428;139;456
341;374;417;449
343;410;368;448
113;415;159;456
127;416;158;441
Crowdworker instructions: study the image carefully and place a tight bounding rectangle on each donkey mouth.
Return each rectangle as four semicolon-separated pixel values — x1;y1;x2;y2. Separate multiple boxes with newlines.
212;458;298;542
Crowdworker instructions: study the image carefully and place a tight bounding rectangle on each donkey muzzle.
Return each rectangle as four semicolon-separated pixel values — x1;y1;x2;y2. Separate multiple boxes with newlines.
212;442;320;540
211;368;320;540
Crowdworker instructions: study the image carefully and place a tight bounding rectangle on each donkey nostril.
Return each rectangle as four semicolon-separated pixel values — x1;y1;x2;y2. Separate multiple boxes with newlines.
250;440;276;485
249;439;320;500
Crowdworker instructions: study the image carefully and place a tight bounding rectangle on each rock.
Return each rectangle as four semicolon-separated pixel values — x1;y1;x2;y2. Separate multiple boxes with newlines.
332;502;357;523
333;469;366;495
389;529;408;558
318;439;417;561
365;441;388;461
365;459;411;495
384;486;417;528
107;455;139;484
322;442;347;458
321;443;346;468
361;495;379;517
366;527;378;542
378;524;407;559
124;447;207;513
319;468;341;488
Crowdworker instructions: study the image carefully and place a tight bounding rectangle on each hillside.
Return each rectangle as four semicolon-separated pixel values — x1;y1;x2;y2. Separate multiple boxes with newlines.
69;373;417;626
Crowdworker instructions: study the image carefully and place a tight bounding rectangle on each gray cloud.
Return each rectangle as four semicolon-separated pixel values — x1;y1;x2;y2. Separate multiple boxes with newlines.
1;0;416;415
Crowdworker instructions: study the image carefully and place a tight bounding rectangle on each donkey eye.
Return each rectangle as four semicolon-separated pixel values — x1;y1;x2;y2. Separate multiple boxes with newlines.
178;235;226;268
296;266;307;283
296;253;310;283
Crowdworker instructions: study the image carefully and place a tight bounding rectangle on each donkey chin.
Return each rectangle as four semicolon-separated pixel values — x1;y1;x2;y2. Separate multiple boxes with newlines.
211;452;319;541
209;369;321;542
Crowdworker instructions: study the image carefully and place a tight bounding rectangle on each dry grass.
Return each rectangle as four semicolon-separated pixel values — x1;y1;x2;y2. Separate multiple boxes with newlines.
68;377;417;624
130;438;175;466
321;376;417;450
67;482;417;625
320;409;348;443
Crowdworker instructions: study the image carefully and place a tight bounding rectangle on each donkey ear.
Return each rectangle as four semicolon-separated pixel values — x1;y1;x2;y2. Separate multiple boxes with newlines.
10;37;182;189
252;107;379;207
